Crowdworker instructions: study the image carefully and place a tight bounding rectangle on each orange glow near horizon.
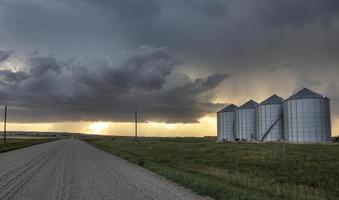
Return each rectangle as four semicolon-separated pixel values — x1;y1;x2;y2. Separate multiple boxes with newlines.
4;114;339;137
88;122;109;135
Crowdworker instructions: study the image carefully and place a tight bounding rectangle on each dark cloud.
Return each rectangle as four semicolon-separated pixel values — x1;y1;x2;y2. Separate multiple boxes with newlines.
0;50;14;62
0;0;339;124
0;46;228;123
73;46;177;94
253;0;339;27
84;0;161;19
0;70;29;83
269;63;291;72
28;57;63;77
179;0;228;18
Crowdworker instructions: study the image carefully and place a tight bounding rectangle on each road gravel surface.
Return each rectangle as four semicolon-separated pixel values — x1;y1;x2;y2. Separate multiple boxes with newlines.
0;138;209;200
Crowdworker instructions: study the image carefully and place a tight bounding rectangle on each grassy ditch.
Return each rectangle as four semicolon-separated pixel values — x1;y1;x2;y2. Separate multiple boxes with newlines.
81;136;339;200
0;138;58;153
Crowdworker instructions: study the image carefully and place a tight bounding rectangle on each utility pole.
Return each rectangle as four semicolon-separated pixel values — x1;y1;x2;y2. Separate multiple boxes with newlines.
4;105;7;143
134;108;138;142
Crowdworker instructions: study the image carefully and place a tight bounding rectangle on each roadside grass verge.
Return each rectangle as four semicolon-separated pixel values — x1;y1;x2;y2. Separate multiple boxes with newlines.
0;138;59;153
81;136;339;200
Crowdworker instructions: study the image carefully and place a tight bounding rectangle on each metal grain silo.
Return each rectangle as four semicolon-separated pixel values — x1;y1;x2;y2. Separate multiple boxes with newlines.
235;100;258;141
283;88;331;143
217;104;238;142
256;95;283;142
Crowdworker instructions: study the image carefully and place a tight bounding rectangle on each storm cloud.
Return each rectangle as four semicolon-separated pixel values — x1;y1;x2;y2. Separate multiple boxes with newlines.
0;46;228;123
0;50;14;63
0;0;339;124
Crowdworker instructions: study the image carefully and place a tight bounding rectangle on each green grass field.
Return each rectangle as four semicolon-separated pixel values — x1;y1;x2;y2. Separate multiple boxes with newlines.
0;138;58;153
81;136;339;200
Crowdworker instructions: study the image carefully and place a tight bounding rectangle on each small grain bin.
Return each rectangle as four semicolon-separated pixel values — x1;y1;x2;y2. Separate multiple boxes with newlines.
256;95;283;142
235;100;258;141
283;88;331;143
217;104;238;142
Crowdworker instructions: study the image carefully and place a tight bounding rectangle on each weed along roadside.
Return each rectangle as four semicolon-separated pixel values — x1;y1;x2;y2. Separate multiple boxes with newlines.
0;138;60;153
80;136;339;200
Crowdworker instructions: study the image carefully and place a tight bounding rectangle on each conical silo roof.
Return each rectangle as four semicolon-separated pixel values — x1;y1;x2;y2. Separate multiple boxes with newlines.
259;95;283;105
239;100;258;109
286;88;327;101
218;104;238;113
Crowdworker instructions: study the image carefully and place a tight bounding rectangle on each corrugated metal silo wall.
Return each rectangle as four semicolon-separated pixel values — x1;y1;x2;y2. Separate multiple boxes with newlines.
217;112;236;141
217;112;222;142
221;111;236;141
235;108;256;141
283;98;331;143
256;104;283;141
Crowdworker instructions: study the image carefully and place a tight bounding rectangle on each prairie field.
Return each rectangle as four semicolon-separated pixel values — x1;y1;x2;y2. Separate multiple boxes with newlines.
0;138;58;153
82;136;339;200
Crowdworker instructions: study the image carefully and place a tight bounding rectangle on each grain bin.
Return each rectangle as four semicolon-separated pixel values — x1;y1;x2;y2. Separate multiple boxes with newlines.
235;100;258;141
256;95;283;142
283;88;331;143
217;104;238;142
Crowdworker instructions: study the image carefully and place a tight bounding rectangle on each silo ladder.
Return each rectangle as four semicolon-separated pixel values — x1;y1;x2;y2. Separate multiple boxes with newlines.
260;116;281;142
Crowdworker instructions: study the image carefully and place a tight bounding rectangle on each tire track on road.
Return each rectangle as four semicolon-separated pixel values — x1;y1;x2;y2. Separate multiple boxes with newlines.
0;145;57;200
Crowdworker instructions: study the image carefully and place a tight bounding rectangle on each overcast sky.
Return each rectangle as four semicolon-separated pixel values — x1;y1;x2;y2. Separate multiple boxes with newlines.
1;0;339;135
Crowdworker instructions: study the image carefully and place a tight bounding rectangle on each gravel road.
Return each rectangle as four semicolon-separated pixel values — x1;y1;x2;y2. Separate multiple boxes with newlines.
0;138;209;200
